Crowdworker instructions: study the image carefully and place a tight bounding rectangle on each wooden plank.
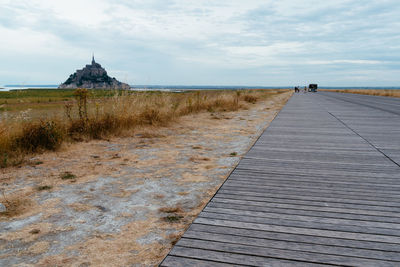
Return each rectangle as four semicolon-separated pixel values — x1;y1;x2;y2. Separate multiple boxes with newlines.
214;193;400;212
210;198;400;218
217;189;400;207
176;239;397;266
194;217;400;243
235;166;400;179
207;201;400;224
203;206;400;230
223;179;400;194
161;255;237;267
224;178;400;192
188;223;400;252
230;169;400;184
183;231;400;261
236;159;400;173
218;186;400;203
198;211;400;237
220;184;400;201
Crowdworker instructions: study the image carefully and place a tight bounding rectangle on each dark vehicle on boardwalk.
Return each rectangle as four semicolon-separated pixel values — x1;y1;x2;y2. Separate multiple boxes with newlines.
309;84;318;92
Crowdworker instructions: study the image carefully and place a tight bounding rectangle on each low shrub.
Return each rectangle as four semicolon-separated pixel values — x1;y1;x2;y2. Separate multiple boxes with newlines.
140;108;163;125
243;95;258;103
13;120;64;153
87;114;119;139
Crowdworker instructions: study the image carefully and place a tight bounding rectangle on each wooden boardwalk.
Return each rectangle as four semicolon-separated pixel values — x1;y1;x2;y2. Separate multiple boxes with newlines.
160;92;400;266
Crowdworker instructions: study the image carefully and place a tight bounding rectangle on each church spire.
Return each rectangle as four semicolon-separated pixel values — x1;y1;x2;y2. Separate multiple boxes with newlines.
92;53;95;65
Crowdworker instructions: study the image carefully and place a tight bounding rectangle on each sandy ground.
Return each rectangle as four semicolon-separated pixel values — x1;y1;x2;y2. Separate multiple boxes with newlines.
0;92;291;266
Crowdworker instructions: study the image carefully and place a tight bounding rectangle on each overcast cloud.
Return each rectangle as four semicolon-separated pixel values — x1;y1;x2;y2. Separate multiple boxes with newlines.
0;0;399;86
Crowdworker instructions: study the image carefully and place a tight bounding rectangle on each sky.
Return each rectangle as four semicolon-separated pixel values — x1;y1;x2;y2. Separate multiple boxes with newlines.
0;0;399;86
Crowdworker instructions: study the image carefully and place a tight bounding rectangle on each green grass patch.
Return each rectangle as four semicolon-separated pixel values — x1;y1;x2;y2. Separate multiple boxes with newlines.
0;89;121;100
60;171;76;180
163;215;184;223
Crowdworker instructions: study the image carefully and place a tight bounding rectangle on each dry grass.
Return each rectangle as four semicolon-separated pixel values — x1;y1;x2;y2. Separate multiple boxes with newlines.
0;192;34;218
0;89;287;167
158;206;184;214
189;156;211;162
167;232;182;246
320;89;400;98
243;94;258;103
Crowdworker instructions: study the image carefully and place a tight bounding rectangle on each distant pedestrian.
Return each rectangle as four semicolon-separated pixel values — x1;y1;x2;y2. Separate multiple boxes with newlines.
304;86;307;93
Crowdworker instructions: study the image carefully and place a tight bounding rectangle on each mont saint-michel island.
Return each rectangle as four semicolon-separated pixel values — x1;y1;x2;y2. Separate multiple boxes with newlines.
59;56;130;90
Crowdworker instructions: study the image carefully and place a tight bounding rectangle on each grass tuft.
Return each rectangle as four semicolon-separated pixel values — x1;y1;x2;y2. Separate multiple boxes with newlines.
0;194;32;218
159;206;184;223
13;120;64;153
31;160;44;166
163;215;184;223
159;206;184;213
60;172;76;180
243;95;258;103
36;185;52;191
29;229;41;234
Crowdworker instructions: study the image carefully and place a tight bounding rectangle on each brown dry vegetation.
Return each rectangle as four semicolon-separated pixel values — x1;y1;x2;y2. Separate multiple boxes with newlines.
0;89;287;168
0;190;35;218
320;89;400;98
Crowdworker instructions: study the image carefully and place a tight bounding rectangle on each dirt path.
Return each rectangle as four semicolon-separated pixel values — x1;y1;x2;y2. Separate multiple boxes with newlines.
0;91;291;266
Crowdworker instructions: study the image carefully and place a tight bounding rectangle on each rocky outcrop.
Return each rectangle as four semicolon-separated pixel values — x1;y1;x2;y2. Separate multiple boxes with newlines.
59;56;130;90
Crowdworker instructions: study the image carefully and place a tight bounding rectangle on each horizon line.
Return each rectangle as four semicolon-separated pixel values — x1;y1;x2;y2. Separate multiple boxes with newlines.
2;84;400;87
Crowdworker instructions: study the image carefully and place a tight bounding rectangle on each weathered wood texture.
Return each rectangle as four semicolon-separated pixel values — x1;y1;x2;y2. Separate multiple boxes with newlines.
161;92;400;266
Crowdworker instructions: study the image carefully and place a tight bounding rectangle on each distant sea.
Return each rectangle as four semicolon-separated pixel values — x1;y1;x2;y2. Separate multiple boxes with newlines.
0;85;59;91
1;85;400;92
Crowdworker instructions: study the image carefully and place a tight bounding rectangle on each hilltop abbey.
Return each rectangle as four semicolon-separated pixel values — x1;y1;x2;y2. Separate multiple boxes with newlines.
59;56;130;89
